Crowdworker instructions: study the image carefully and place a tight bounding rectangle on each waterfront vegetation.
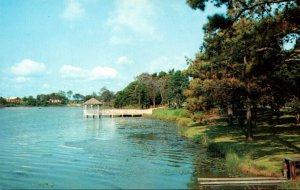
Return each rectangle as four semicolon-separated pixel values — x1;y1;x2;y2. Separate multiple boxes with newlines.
148;108;300;188
113;70;188;109
181;1;299;185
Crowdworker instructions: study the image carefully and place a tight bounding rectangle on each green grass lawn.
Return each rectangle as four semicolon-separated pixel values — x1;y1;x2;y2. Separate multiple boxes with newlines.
147;108;194;126
148;108;300;189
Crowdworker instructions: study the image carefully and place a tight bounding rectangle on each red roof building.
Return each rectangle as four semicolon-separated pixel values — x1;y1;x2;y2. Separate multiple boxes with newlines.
6;97;22;103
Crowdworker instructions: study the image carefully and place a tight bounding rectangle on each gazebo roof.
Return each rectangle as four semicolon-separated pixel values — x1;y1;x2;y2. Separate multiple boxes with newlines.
83;98;103;105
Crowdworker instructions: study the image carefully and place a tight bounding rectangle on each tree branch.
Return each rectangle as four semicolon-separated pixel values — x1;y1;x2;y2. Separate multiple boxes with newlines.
218;0;295;42
256;47;280;52
294;49;300;53
285;58;300;62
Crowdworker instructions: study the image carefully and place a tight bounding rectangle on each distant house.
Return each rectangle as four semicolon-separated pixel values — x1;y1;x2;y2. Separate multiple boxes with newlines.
48;98;62;103
6;97;21;103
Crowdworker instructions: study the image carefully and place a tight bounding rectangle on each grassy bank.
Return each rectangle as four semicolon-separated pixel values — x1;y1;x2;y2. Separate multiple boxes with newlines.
146;108;194;126
147;108;300;189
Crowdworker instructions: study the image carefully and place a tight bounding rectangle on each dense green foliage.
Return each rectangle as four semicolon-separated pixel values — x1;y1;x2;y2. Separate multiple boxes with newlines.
185;0;300;139
114;70;189;108
114;81;150;108
73;93;85;101
167;70;189;108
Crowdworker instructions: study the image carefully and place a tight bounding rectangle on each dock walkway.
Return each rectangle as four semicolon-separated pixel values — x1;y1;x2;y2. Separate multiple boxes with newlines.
83;108;152;118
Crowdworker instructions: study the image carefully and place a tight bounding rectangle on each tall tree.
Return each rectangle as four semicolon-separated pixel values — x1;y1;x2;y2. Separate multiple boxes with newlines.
167;70;189;108
0;97;7;105
156;71;169;106
73;93;85;102
27;96;37;106
136;73;158;107
114;81;150;108
67;90;73;100
186;0;300;140
99;87;114;103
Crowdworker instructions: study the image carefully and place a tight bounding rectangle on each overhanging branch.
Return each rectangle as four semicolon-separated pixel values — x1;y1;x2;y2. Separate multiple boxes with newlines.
256;47;280;52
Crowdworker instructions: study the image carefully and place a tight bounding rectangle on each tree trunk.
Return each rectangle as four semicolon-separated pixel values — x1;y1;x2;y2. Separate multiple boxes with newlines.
227;104;233;126
237;103;245;127
246;97;253;140
274;104;281;123
160;90;164;106
238;116;245;127
252;104;257;128
244;55;253;140
296;113;300;124
138;93;141;108
152;97;156;108
176;98;180;109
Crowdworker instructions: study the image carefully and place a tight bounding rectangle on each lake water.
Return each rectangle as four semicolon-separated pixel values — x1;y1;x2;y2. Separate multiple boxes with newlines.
0;107;216;189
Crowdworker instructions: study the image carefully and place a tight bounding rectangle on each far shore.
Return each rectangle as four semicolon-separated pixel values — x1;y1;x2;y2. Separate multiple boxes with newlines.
0;103;82;108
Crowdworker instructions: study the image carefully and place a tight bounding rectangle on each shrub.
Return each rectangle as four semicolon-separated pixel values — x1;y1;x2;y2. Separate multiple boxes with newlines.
192;134;209;146
225;151;241;174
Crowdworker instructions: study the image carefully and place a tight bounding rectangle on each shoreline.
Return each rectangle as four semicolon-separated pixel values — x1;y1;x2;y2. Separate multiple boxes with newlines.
145;108;300;189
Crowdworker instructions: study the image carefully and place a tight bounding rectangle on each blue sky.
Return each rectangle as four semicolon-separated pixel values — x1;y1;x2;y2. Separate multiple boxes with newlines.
0;0;224;97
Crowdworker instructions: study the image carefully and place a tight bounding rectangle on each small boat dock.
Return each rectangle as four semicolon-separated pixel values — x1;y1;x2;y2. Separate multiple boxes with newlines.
83;108;152;118
82;98;152;118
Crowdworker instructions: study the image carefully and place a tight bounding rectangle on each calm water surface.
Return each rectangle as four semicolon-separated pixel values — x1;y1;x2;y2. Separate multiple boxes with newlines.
0;107;217;189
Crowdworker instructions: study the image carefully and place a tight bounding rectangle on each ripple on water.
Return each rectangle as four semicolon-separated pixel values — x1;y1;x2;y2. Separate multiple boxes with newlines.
58;144;84;150
12;170;28;176
0;108;225;189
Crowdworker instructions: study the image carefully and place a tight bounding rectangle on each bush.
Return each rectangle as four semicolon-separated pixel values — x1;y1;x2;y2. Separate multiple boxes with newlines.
177;118;192;126
192;134;209;146
207;142;229;157
225;151;241;174
192;111;203;122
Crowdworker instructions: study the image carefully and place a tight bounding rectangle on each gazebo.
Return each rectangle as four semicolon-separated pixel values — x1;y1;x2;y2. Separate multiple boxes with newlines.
83;98;103;118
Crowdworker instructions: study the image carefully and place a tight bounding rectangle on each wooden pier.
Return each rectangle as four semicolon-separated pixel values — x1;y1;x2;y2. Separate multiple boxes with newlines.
198;177;287;187
83;108;152;118
82;98;152;118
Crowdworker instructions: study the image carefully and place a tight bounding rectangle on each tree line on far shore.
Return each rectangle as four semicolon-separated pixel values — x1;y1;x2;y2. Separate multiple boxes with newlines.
114;70;188;109
0;89;111;107
0;69;189;109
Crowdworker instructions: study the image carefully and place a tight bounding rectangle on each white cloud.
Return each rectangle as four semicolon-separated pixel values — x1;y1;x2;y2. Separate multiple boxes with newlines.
61;0;85;20
116;56;134;65
107;0;161;44
149;55;187;73
60;65;117;80
14;77;31;83
89;66;117;80
42;83;50;89
60;65;88;79
11;59;46;76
